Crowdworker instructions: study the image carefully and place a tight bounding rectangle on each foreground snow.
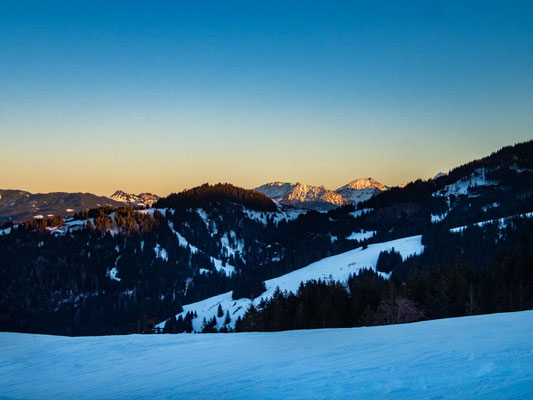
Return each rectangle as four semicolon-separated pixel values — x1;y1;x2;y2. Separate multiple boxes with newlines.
158;235;424;331
1;311;533;399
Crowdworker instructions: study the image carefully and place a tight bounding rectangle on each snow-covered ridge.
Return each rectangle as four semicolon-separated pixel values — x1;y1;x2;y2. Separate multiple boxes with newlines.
284;184;345;205
254;178;388;211
158;235;424;331
252;182;297;200
337;178;388;191
3;311;532;399
335;178;389;204
254;182;347;208
110;190;159;207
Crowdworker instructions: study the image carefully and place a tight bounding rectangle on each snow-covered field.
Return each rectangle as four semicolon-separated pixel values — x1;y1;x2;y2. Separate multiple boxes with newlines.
1;311;532;399
158;235;424;331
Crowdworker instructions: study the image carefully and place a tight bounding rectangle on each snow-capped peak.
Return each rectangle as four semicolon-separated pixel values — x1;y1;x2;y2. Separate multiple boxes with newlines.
253;182;297;200
335;178;388;204
255;178;389;210
109;190;159;207
338;178;388;191
254;182;347;211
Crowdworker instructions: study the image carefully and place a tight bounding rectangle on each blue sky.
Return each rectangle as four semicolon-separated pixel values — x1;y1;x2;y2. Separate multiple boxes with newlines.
1;1;532;195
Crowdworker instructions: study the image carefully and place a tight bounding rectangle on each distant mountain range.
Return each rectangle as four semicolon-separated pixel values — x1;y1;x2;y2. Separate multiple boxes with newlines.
254;178;389;211
0;153;526;224
0;179;390;221
0;190;159;223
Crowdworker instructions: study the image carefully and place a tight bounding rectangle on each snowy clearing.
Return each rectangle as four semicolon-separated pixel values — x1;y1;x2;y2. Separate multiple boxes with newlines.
346;229;376;241
158;235;423;331
1;311;533;399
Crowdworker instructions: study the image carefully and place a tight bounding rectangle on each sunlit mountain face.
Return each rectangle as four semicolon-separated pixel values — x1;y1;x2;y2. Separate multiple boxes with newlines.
254;178;389;211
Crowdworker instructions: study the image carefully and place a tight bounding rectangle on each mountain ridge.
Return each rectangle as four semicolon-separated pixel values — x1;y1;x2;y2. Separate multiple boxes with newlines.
0;189;160;223
0;190;126;223
254;178;388;211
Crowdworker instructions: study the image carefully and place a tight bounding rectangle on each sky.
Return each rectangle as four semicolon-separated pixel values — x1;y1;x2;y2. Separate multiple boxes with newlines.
1;1;532;196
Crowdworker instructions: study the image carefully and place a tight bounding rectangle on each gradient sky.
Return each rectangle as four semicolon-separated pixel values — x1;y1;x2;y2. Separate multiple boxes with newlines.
1;1;532;196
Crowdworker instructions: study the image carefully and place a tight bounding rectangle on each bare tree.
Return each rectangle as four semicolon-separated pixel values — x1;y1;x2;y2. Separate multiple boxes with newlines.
375;297;425;325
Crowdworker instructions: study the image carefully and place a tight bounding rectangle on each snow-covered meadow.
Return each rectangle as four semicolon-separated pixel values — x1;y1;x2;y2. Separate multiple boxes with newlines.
1;311;533;399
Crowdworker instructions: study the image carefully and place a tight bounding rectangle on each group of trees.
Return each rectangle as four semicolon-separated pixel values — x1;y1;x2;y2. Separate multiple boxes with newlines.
162;311;196;333
19;215;63;231
113;207;160;234
234;274;425;332
233;217;533;332
1;195;369;335
155;183;277;212
75;207;161;235
162;191;372;287
0;207;237;335
232;273;266;300
375;248;403;274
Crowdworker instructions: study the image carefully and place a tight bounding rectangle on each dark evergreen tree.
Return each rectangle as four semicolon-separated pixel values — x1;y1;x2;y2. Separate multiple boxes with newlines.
376;248;403;274
232;274;266;300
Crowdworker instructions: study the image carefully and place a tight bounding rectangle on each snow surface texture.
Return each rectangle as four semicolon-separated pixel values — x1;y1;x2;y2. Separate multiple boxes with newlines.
2;311;533;400
158;235;423;331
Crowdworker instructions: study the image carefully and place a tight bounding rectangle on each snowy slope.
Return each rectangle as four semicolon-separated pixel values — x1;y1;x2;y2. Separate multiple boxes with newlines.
158;235;424;331
433;168;497;198
2;311;533;400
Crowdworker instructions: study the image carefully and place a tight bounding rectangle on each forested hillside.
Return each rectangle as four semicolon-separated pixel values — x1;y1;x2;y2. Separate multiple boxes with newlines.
1;142;532;335
235;216;533;332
